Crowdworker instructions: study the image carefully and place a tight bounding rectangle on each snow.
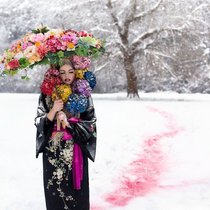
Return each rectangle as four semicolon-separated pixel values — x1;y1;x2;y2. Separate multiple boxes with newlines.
0;93;210;210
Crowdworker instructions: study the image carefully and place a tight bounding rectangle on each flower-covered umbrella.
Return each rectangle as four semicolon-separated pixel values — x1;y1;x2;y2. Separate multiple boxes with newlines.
0;25;105;79
0;25;105;116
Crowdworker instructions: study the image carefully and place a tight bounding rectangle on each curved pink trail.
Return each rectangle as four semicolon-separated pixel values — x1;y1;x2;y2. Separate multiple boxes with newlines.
91;106;184;209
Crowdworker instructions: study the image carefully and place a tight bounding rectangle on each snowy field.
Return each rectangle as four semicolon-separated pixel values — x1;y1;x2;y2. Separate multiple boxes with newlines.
0;92;210;210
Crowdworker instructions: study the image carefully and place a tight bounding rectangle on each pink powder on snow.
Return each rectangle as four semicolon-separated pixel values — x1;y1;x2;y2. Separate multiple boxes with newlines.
92;106;184;208
90;205;106;210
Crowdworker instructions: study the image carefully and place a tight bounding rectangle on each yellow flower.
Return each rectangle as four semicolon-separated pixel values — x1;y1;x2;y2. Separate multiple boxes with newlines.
17;44;21;50
75;69;84;79
52;84;72;102
75;69;88;79
52;92;57;102
67;42;75;49
28;53;41;64
35;42;41;47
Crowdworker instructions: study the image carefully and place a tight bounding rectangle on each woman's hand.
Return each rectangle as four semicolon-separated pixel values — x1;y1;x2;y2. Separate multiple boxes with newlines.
52;99;64;113
47;99;64;121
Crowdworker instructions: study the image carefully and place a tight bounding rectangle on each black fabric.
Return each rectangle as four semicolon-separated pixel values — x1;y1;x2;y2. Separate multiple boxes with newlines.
67;108;97;162
34;94;97;210
42;141;90;210
34;94;55;158
35;94;97;161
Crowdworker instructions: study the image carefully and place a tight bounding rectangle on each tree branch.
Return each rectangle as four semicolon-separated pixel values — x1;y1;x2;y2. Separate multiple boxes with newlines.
145;49;177;61
146;50;178;78
106;40;126;54
106;0;137;47
91;26;113;34
132;35;158;55
94;62;110;73
106;0;123;38
130;26;184;53
133;0;163;22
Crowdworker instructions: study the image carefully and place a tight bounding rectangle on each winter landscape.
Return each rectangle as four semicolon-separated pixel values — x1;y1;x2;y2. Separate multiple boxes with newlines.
0;0;210;94
0;93;210;210
0;0;210;209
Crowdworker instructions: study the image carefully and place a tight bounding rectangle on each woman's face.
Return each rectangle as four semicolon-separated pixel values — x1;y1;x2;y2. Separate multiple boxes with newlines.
59;64;75;85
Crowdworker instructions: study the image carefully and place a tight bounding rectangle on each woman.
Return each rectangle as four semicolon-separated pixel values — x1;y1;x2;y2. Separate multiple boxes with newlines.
34;58;97;210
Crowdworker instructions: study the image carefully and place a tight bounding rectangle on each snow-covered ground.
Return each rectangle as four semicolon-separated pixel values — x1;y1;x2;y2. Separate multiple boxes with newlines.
0;93;210;210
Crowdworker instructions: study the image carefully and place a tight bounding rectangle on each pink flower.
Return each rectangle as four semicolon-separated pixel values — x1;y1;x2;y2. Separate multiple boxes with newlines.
79;31;93;37
46;36;66;52
34;34;45;42
61;33;78;45
44;68;60;79
8;59;20;70
71;55;91;69
22;43;29;50
37;45;48;58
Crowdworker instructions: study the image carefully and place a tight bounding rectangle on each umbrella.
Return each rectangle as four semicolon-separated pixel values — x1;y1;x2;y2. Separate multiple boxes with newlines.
0;25;105;79
0;25;105;117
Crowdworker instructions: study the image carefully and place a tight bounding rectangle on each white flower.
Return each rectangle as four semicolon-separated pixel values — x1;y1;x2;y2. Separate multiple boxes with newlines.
63;149;73;162
23;46;36;58
56;168;63;180
49;159;56;165
14;52;24;60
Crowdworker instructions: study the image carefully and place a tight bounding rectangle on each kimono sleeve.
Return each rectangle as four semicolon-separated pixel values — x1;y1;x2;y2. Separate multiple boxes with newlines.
34;94;54;158
67;96;97;162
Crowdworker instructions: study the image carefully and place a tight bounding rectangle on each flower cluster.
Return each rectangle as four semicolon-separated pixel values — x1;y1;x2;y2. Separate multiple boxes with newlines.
71;55;91;70
0;26;105;78
40;56;97;114
65;93;89;114
52;84;72;103
72;79;92;96
40;69;62;96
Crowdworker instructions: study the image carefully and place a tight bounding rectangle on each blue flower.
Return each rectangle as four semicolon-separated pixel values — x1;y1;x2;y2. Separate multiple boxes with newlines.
65;93;89;114
84;71;96;89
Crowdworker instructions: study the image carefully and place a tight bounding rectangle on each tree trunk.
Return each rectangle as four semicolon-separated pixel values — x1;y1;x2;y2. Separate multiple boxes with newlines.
123;56;139;98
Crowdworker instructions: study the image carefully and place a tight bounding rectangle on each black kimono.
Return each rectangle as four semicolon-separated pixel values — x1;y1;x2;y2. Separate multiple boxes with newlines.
34;93;97;210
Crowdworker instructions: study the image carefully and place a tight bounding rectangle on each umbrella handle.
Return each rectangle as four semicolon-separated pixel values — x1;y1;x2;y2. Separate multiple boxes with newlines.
54;88;61;100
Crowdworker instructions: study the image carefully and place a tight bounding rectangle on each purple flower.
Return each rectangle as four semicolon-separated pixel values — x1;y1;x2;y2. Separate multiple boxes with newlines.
72;79;92;96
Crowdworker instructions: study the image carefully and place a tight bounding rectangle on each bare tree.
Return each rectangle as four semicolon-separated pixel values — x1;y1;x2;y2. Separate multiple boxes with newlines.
106;0;210;97
106;0;165;97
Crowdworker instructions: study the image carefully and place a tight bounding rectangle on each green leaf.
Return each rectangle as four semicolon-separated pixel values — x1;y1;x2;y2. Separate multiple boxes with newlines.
80;37;97;46
75;45;89;56
57;51;64;58
38;57;50;65
2;70;10;75
19;58;30;68
32;26;50;34
10;70;18;76
3;70;18;76
21;75;30;80
64;51;74;57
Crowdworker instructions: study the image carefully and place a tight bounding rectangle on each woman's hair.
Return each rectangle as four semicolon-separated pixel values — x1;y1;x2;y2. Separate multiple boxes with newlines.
60;58;75;69
50;57;75;70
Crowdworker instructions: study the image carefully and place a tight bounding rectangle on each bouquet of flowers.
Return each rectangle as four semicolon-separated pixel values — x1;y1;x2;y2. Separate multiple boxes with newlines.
40;52;97;115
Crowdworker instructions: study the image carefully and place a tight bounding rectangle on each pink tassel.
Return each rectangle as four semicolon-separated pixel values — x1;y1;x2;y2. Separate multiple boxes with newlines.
72;143;83;190
68;117;81;123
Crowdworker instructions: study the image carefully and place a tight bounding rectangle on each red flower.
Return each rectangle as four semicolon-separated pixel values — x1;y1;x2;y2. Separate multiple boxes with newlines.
79;31;93;37
37;45;48;58
44;68;60;79
40;69;62;95
8;59;20;70
46;36;64;52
